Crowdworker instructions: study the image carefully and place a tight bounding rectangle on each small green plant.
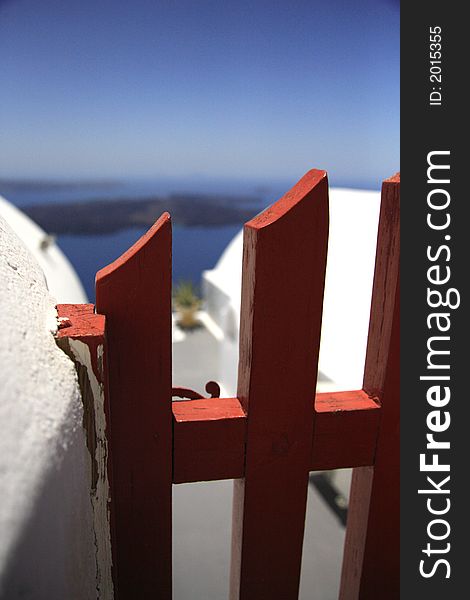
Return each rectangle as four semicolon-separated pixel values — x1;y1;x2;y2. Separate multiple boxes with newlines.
173;280;201;329
173;280;200;308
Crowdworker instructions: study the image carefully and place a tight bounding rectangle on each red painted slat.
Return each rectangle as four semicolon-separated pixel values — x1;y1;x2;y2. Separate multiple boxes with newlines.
173;397;247;483
230;170;329;599
173;396;246;423
312;391;381;471
172;391;381;483
95;214;172;599
340;174;400;599
315;389;378;413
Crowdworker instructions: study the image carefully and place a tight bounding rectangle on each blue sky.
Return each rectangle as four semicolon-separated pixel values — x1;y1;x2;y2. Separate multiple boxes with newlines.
0;0;399;188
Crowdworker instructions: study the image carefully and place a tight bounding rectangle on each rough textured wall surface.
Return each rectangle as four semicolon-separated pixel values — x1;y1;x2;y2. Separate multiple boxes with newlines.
0;215;97;599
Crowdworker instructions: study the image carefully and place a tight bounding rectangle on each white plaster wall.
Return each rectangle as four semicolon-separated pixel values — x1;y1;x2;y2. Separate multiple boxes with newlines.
0;215;97;598
0;195;87;303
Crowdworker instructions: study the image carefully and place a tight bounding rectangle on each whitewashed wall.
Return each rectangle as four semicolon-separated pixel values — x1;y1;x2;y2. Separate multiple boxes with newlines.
0;195;87;304
0;215;100;598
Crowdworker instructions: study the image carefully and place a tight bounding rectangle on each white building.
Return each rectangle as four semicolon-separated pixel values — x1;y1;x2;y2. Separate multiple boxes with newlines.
202;187;381;397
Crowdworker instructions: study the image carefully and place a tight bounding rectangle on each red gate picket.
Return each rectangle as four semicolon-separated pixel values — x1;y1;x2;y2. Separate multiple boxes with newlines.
57;169;400;599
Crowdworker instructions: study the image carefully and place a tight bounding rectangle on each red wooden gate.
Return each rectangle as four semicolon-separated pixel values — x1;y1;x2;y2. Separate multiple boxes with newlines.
58;169;399;599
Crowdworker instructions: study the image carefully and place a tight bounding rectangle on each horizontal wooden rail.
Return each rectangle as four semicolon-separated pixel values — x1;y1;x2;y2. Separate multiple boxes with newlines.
172;397;246;483
172;390;380;483
58;304;383;588
313;390;380;471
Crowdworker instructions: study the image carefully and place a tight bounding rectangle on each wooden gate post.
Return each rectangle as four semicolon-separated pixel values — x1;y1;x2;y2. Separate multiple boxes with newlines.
96;214;172;599
339;174;400;599
230;170;329;599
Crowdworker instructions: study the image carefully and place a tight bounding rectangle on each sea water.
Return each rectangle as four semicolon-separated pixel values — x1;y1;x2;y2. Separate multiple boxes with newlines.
1;177;288;301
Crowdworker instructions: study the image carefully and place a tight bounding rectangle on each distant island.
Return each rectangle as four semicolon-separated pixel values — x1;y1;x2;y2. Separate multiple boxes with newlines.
0;178;121;193
21;193;263;235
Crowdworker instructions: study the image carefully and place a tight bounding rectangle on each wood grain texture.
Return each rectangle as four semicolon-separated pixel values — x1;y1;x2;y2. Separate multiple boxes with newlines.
173;397;247;483
171;391;381;483
230;170;329;599
173;396;246;423
57;303;105;341
362;172;400;401
340;174;400;600
95;214;172;599
312;391;381;471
